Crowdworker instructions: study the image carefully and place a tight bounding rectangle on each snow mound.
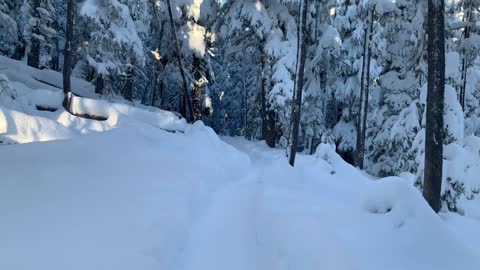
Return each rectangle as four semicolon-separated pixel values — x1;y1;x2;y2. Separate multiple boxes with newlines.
0;72;186;144
0;106;74;143
0;56;95;98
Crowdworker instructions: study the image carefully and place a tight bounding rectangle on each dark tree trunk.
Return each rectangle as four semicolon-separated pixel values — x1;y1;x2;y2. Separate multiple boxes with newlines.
424;0;445;213
166;0;194;123
460;0;472;110
354;7;374;169
260;41;268;143
62;0;74;112
243;62;249;139
14;41;26;61
159;80;165;108
320;69;329;128
265;109;276;147
288;0;309;166
192;56;203;121
124;64;134;101
150;0;165;108
95;74;104;95
52;38;60;71
27;0;41;69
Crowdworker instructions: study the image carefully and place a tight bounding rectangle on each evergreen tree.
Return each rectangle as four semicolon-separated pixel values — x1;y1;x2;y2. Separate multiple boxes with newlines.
23;0;57;68
0;0;20;57
78;0;145;95
366;0;426;176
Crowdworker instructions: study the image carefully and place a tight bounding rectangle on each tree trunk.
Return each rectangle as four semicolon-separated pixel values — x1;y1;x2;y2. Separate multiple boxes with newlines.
27;0;41;69
150;0;166;108
52;38;60;71
424;0;445;213
260;41;268;143
62;0;74;112
243;62;249;139
460;0;472;110
288;0;309;166
354;7;374;169
124;64;134;101
265;110;276;147
320;69;329;128
166;0;194;123
192;56;203;121
95;74;104;95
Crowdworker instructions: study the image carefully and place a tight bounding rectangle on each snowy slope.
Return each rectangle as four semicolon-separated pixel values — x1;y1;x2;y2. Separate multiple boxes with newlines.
1;65;480;270
0;56;95;98
0;60;185;144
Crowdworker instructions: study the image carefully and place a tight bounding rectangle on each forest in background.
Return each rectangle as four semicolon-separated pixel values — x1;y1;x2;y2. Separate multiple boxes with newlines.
1;0;480;212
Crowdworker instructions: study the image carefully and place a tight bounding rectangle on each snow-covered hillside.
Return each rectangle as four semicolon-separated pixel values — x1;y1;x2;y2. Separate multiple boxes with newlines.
1;58;480;270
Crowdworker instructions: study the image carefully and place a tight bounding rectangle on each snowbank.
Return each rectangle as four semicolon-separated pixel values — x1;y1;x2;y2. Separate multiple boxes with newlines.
0;56;95;98
0;73;186;144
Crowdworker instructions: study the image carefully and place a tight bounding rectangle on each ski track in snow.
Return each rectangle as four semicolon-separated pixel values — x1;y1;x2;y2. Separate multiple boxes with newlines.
176;137;267;270
175;138;358;270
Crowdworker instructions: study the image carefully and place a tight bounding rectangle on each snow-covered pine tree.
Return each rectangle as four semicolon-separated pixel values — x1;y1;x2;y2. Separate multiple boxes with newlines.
0;0;20;57
218;0;296;147
49;0;67;71
366;0;426;177
353;0;395;169
22;0;57;68
331;0;386;164
119;0;152;101
148;0;218;121
78;0;145;96
301;0;342;154
208;25;261;137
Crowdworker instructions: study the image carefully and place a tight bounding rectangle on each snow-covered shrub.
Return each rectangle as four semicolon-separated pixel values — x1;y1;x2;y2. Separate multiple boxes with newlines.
0;74;15;101
442;137;480;213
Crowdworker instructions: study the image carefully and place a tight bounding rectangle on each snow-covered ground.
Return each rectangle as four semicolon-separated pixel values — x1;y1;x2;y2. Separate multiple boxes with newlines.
1;57;480;270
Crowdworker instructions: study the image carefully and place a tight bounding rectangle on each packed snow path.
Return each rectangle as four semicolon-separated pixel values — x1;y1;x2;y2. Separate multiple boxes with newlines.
177;138;356;270
176;137;480;270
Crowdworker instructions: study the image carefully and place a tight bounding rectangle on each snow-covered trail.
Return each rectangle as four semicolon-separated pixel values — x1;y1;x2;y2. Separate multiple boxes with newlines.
1;127;480;270
176;137;267;270
175;137;480;270
175;137;359;270
176;177;264;270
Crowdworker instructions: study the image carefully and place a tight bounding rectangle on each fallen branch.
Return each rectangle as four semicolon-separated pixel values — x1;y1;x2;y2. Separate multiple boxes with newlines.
36;104;107;121
36;105;58;112
70;112;108;121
